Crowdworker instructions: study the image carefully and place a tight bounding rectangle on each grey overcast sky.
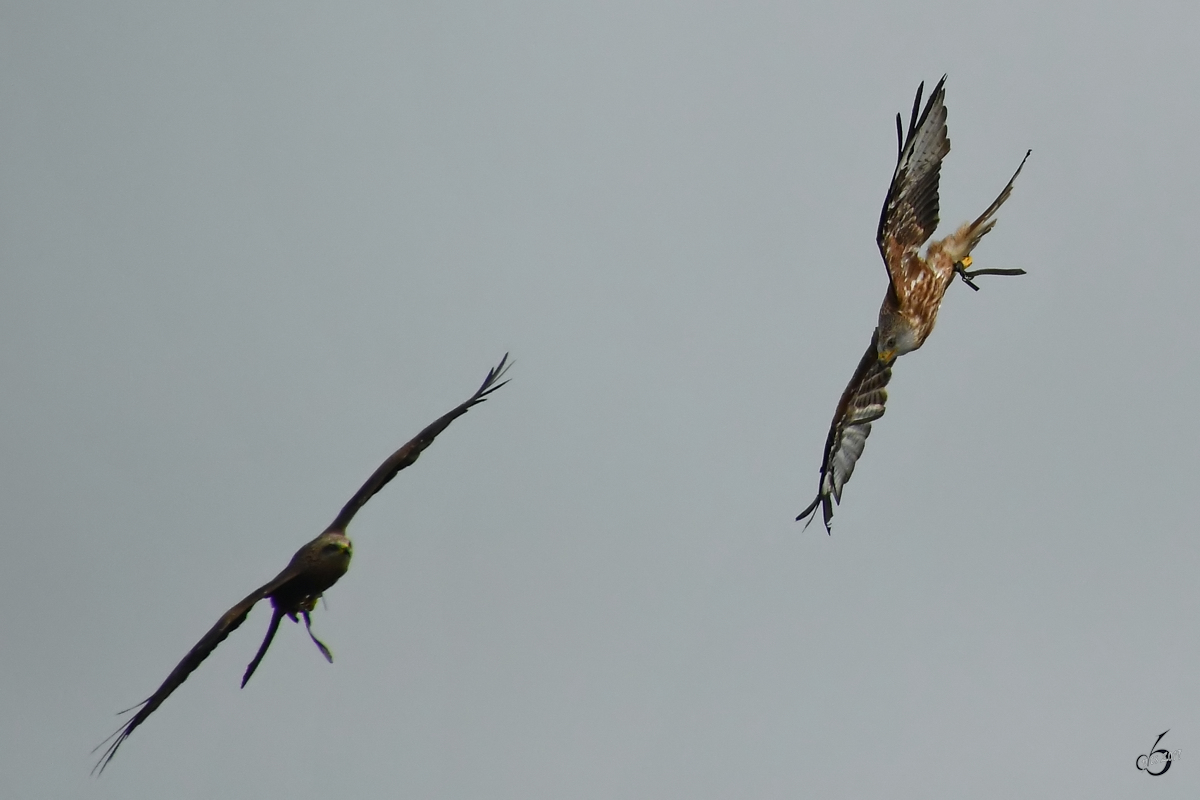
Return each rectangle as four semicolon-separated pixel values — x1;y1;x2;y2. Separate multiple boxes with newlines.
2;1;1197;797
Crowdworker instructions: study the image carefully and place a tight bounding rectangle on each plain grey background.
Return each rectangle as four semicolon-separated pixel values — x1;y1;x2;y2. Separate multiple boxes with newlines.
2;1;1196;797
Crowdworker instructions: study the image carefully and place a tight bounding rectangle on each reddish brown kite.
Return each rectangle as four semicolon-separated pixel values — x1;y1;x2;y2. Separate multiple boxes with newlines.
798;77;1029;532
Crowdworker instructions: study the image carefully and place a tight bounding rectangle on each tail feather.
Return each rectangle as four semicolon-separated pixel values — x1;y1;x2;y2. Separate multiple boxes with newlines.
947;149;1031;260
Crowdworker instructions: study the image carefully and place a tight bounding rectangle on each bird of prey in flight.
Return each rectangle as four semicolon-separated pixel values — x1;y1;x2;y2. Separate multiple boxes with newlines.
797;76;1029;533
94;355;511;774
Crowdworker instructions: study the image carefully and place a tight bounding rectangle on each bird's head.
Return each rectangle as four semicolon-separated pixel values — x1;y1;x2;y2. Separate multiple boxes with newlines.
318;535;353;566
875;313;919;363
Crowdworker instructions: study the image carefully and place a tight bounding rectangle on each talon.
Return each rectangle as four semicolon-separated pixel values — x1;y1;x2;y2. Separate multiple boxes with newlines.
960;256;973;269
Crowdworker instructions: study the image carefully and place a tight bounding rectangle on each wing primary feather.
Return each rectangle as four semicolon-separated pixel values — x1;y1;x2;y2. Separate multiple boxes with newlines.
907;80;925;141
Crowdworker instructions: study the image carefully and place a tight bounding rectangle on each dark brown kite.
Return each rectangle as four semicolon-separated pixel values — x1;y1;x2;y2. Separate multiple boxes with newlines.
798;77;1029;532
94;355;511;773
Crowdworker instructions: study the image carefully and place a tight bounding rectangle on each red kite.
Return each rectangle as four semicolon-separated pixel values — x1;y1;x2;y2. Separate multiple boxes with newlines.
798;77;1029;532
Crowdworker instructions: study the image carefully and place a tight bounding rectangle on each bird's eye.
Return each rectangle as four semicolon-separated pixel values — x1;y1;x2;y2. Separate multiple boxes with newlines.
885;337;897;349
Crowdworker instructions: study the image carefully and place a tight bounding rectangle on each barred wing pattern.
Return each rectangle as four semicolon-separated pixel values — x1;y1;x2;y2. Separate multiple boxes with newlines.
877;76;949;301
797;333;893;533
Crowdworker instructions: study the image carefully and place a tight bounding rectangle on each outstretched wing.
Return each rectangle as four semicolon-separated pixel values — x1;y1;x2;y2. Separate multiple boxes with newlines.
92;567;298;774
797;332;893;533
324;353;512;534
877;76;949;301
